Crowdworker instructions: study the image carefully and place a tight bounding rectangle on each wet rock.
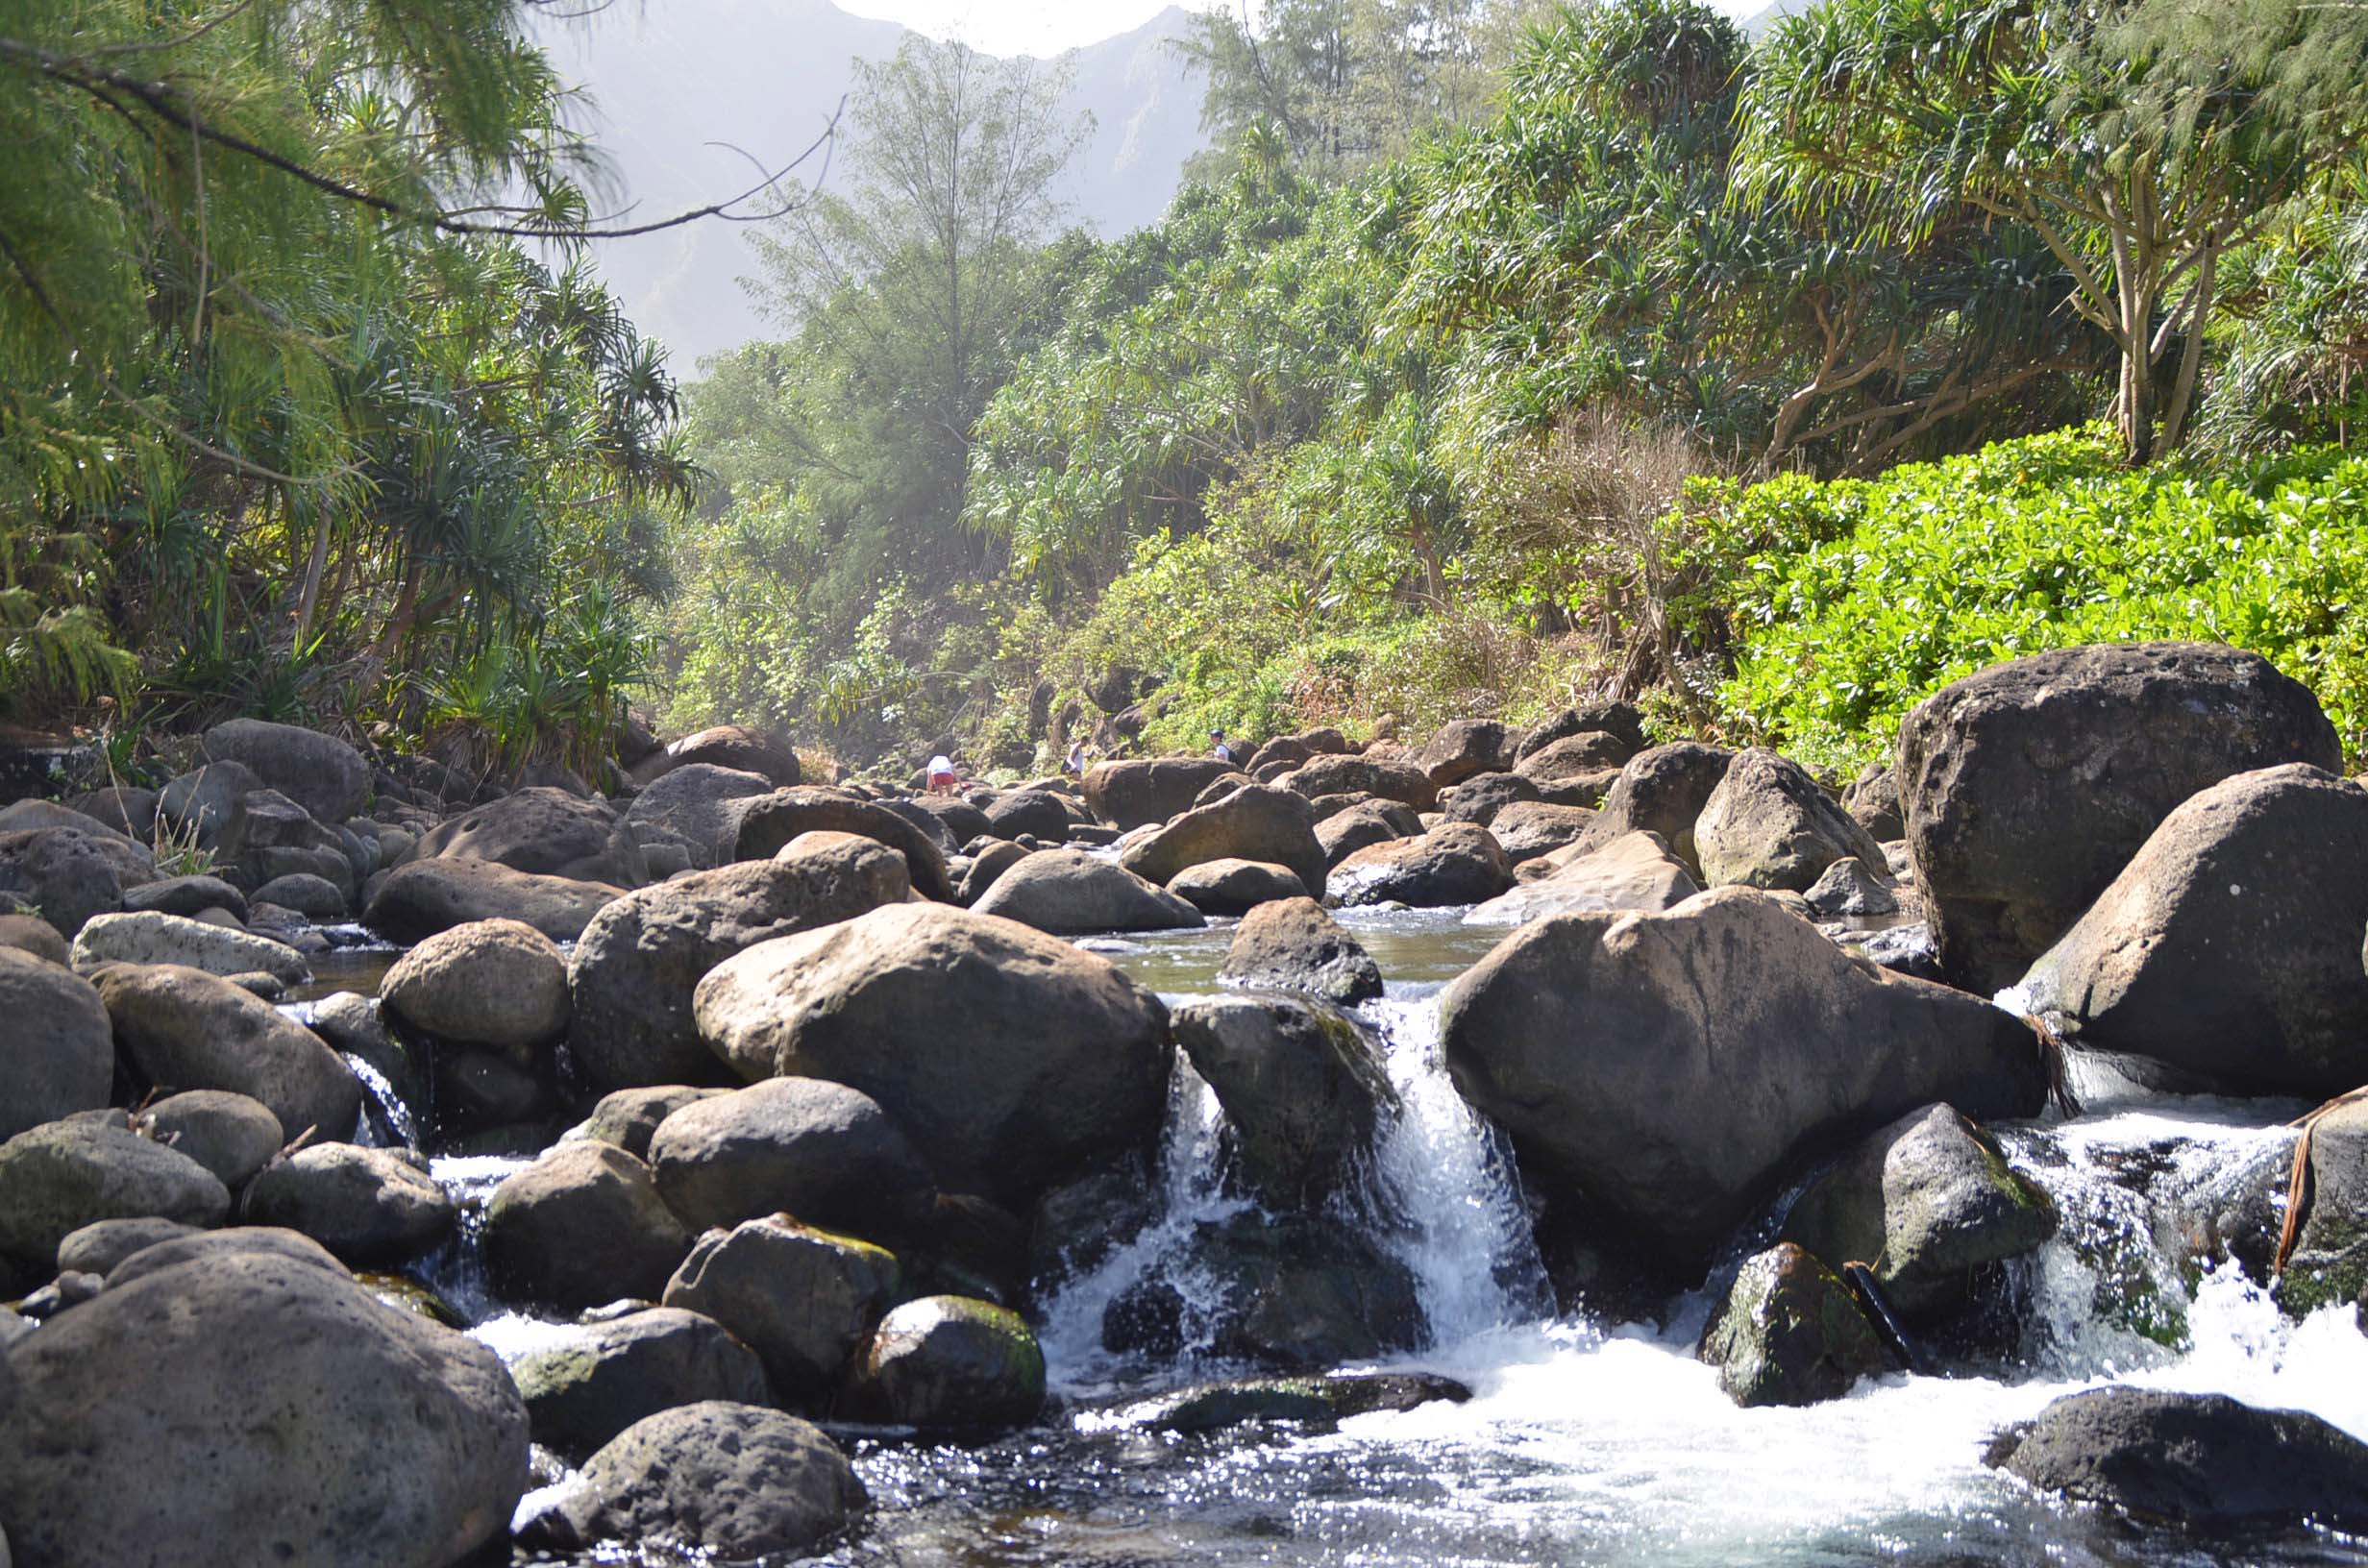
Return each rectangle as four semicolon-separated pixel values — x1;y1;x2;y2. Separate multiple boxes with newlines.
1900;642;2340;994
513;1307;772;1460
1440;771;1541;826
307;992;427;1123
846;1295;1046;1433
661;1215;899;1403
2020;765;2368;1097
1989;1386;2368;1531
69;909;309;984
1166;858;1310;915
0;1242;527;1568
54;1215;198;1276
1439;887;2049;1274
1119;784;1328;901
970;848;1202;933
1782;1104;2057;1319
1106;1213;1425;1371
1416;720;1517;789
122;872;249;923
381;918;569;1050
1082;758;1240;830
1329;823;1512;908
364;857;620;943
485;1141;691;1311
580;1085;728;1159
568;853;910;1094
0;911;69;966
622;763;775;868
1276;752;1437;813
694;904;1171;1207
242;1142;455;1265
94;963;360;1140
1466;829;1698;926
1109;1370;1472;1433
1842;763;1905;840
433;1047;553;1136
249;871;347;919
1172;994;1396;1206
1315;801;1420;869
200;718;371;825
0;826;123;937
648;1077;936;1238
728;787;954;902
140;1089;284;1189
2273;1099;2368;1314
1027;1152;1156;1286
1802;856;1899;919
411;786;648;887
637;724;803;790
0;1120;229;1271
1217;896;1383;1006
1695;747;1889;894
0;947;111;1140
1698;1242;1887;1408
523;1402;862;1562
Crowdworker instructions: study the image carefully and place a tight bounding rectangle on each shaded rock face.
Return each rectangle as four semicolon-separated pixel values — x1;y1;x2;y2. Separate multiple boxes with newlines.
1782;1104;2057;1319
528;1402;863;1563
847;1295;1047;1433
955;840;1030;906
122;872;249;922
411;787;649;888
1989;1387;2368;1531
1843;763;1906;840
1695;747;1890;894
728;788;954;902
1172;995;1396;1206
484;1141;690;1311
1166;857;1309;916
1442;771;1542;828
1572;742;1734;876
1083;758;1240;831
1899;642;2341;994
364;857;620;943
1277;753;1438;813
580;1086;728;1160
54;1215;198;1276
1698;1242;1887;1408
0;947;111;1140
1803;857;1899;919
971;848;1204;934
567;854;910;1094
1439;888;2049;1275
647;1076;936;1239
642;724;803;789
1416;720;1517;789
1329;824;1512;908
662;1215;900;1402
70;910;309;984
1467;830;1699;927
1515;731;1633;786
2019;765;2368;1097
93;963;360;1141
1518;701;1647;762
1105;1212;1425;1372
622;763;775;868
1315;802;1420;869
2277;1099;2368;1314
0;1119;230;1270
0;826;123;937
695;904;1171;1208
242;1142;456;1266
512;1308;772;1461
0;1248;529;1568
983;790;1073;842
1119;785;1327;901
201;718;370;825
1217;896;1384;1006
0;910;72;965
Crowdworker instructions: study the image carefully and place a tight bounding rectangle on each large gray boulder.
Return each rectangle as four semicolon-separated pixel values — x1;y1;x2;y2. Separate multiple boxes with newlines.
1276;752;1437;812
2018;765;2368;1096
1517;701;1647;762
647;1076;935;1238
241;1142;456;1265
484;1140;690;1311
1439;888;2049;1274
93;963;360;1140
1168;857;1315;916
140;1090;284;1189
1104;1211;1425;1371
1415;720;1517;789
633;724;802;789
1119;784;1327;900
845;1295;1046;1433
1082;757;1238;830
1440;771;1542;826
661;1215;900;1402
1567;742;1733;877
512;1308;772;1461
409;787;648;888
0;947;112;1140
0;827;122;937
0;1119;229;1269
1217;896;1383;1005
982;789;1072;842
1315;801;1421;869
1899;642;2341;993
971;848;1202;934
2274;1098;2368;1314
1328;823;1511;908
364;857;620;943
568;852;912;1093
579;1085;728;1160
621;763;774;868
1697;1242;1887;1408
121;872;249;922
526;1402;862;1562
201;718;370;824
1694;747;1889;893
69;909;308;984
1467;829;1698;926
381;918;569;1050
0;910;71;966
1172;995;1396;1206
0;1243;529;1568
727;787;953;902
694;904;1171;1207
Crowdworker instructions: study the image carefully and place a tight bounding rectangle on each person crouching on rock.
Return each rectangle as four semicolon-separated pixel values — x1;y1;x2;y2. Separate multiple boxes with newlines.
927;754;961;796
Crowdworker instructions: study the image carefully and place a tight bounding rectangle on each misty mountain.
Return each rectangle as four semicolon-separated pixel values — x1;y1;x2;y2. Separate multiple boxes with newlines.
537;0;1208;370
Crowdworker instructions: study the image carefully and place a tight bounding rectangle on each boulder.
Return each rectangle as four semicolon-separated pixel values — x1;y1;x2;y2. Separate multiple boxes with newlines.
1172;995;1396;1206
53;1215;199;1277
1118;784;1327;900
1570;742;1733;877
1899;642;2341;993
242;1142;456;1264
1802;857;1900;919
1697;1242;1887;1408
955;839;1030;905
580;1085;728;1160
0;1119;229;1270
728;787;953;902
101;1223;347;1286
1989;1387;2368;1531
661;1215;900;1402
1315;800;1424;868
364;857;620;943
1467;830;1698;926
1104;1212;1424;1371
1694;747;1889;893
380;918;569;1050
1110;1371;1471;1434
306;992;427;1126
140;1090;284;1189
0;911;70;966
512;1308;772;1460
1439;888;2050;1273
2274;1098;2368;1314
0;1245;526;1568
636;724;802;789
970;848;1203;934
847;1295;1046;1433
410;787;648;887
200;718;371;824
983;790;1072;842
2019;766;2368;1095
900;793;993;847
121;872;249;922
525;1402;862;1562
1082;758;1240;830
1217;896;1384;1006
249;871;348;920
1276;752;1437;812
1329;823;1512;908
484;1141;690;1311
1842;763;1905;840
1440;771;1540;826
1190;772;1257;810
1517;701;1646;762
1416;720;1517;789
1515;731;1633;785
69;909;309;984
1781;1104;2057;1318
0;947;112;1140
1167;858;1311;916
647;1077;935;1238
94;963;360;1140
621;763;774;868
158;760;263;854
0;827;122;937
70;783;159;839
694;904;1172;1207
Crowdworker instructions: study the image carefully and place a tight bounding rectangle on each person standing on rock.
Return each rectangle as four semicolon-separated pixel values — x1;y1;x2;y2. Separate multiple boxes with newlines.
926;755;961;796
1210;729;1238;766
1066;739;1088;777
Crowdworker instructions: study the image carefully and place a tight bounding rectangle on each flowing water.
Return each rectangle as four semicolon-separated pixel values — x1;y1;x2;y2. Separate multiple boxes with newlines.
387;907;2368;1567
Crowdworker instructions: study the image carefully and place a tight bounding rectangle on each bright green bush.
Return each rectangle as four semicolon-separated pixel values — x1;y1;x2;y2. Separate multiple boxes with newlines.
1713;427;2368;772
